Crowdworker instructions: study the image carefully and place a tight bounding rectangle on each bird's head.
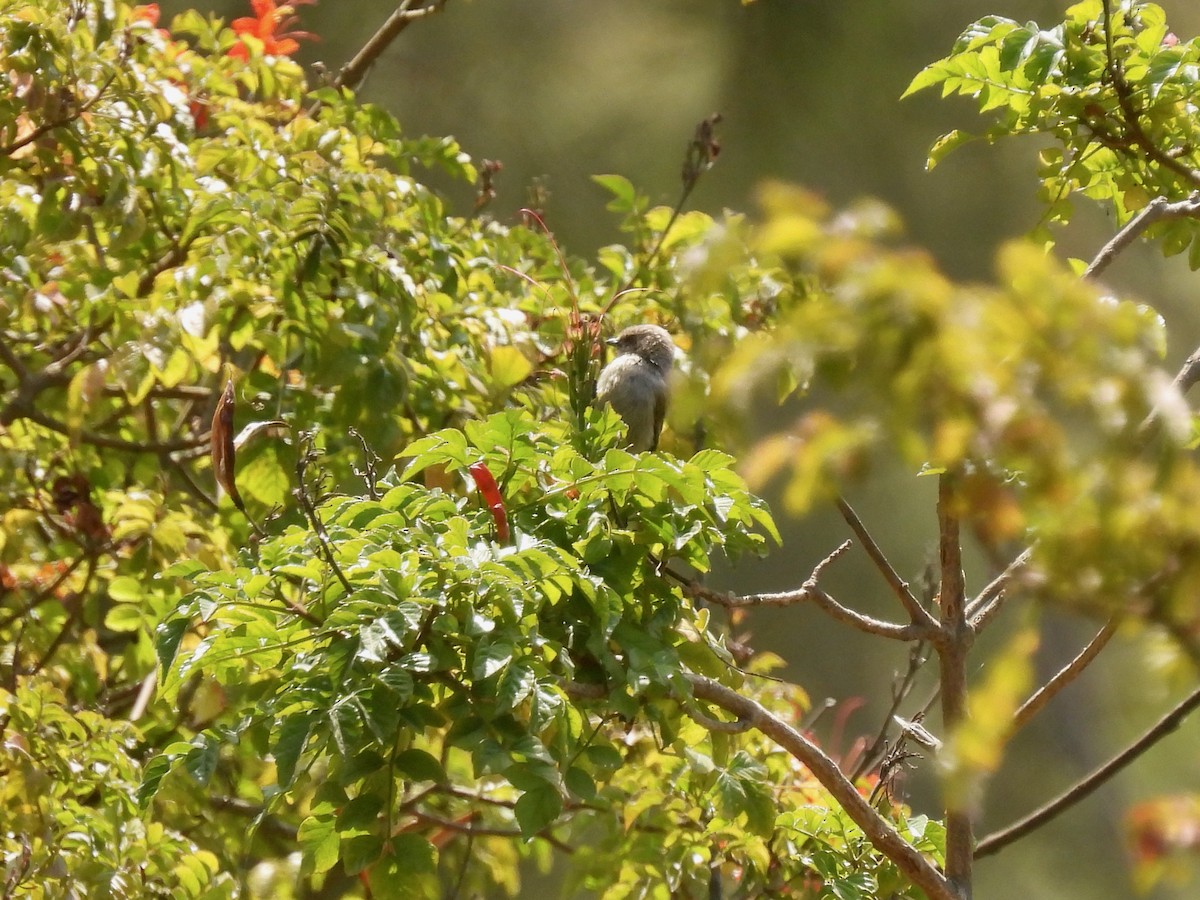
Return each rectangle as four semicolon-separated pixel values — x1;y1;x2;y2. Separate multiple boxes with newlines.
606;324;676;373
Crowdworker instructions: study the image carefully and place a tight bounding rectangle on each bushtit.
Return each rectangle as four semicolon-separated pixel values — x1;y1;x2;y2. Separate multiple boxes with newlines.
595;324;675;451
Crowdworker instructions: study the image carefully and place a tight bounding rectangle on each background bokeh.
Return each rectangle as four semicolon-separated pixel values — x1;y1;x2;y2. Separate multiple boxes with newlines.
162;1;1200;896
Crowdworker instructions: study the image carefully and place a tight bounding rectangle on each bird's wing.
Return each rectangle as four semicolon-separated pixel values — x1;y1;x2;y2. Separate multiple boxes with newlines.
651;385;667;451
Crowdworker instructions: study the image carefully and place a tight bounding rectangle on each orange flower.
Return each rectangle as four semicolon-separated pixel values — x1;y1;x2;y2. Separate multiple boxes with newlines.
132;3;160;26
132;3;172;40
227;0;317;61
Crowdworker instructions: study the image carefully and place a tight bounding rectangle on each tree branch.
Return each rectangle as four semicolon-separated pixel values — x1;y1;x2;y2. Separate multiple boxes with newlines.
966;547;1032;632
690;541;935;642
935;474;973;897
1170;343;1200;395
687;674;956;900
1012;617;1120;732
837;496;938;629
10;403;207;454
311;0;450;112
1083;194;1200;281
294;435;355;597
975;682;1200;859
0;69;119;158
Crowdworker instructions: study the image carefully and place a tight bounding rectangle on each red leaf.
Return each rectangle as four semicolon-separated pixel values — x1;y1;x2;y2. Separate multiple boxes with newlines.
468;462;509;544
211;380;246;513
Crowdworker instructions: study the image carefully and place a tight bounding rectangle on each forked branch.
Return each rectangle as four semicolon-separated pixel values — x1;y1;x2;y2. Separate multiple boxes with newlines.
689;541;936;642
837;496;938;629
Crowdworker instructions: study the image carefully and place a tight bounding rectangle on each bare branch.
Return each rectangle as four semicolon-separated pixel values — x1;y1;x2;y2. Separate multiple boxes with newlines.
690;541;935;642
1083;194;1200;281
14;403;207;454
687;674;956;900
967;547;1033;631
1171;344;1200;395
837;496;938;629
411;811;574;853
209;795;299;840
685;702;751;734
315;0;450;106
975;682;1200;859
1012;618;1120;732
294;436;355;597
0;553;87;633
935;474;973;896
613;113;722;297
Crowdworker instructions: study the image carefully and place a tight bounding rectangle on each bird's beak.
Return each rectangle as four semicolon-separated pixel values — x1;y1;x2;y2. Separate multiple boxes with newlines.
605;337;619;347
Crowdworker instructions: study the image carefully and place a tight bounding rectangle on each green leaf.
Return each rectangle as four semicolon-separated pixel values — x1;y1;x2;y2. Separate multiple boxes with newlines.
496;660;537;710
274;711;314;788
337;794;384;831
592;173;638;212
564;766;596;801
513;784;563;837
926;129;977;170
155;617;190;678
472;639;514;680
341;832;384;875
394;748;447;783
365;835;438;900
298;815;340;876
137;754;173;809
184;733;219;785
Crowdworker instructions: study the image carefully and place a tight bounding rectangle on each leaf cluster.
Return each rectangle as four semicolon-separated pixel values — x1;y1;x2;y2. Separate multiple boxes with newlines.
905;0;1200;262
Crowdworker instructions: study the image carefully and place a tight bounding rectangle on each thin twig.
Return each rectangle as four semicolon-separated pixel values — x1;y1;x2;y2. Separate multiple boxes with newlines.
209;795;300;840
837;497;937;628
1;69;119;158
975;682;1200;859
0;554;87;632
294;436;355;596
411;811;575;855
686;702;751;734
1012;617;1120;732
614;113;722;297
687;674;956;900
966;547;1033;631
1170;344;1200;395
850;640;932;782
1;399;206;454
22;555;97;679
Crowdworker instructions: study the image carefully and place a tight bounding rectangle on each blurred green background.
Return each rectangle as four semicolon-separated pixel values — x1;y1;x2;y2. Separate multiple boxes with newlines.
163;1;1200;896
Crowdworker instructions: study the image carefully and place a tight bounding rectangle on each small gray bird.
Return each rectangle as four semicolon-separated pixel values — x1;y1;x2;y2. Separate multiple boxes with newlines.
595;324;675;451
